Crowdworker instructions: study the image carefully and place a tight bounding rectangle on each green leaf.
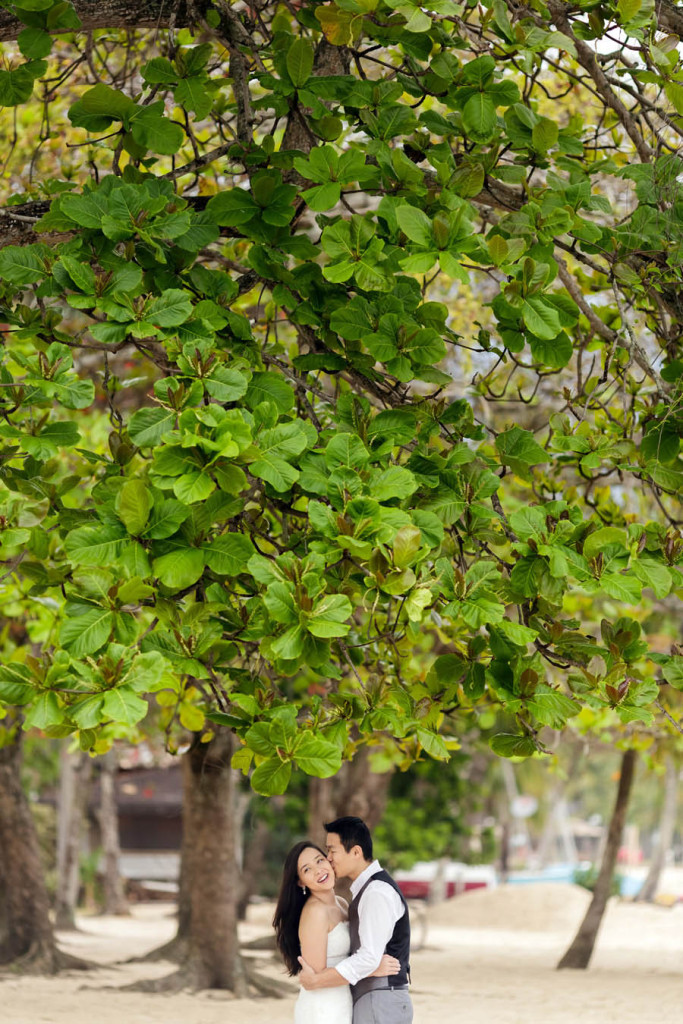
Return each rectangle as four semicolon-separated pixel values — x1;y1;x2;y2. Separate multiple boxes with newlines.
144;499;189;540
369;466;418;501
77;83;135;121
287;38;315;88
617;0;642;21
245;373;295;413
146;289;193;327
263;582;298;624
102;686;149;726
631;558;672;599
0;663;35;705
416;728;450;760
130;108;184;154
0;61;47;107
116;480;153;535
153;548;205;589
251;756;292;795
302;182;342;211
662;656;683;690
325;433;370;470
61;608;114;656
60;191;109;229
0;245;46;285
60;255;96;293
601;573;642;604
204;534;256;575
526;686;579;728
532;117;558;152
396;205;434;247
393;525;422;567
293;734;343;777
250;454;299;492
174;470;215;504
18;28;53;60
175;77;212;119
489;733;538;757
522;295;562;340
583;527;627;560
23;691;63;731
69;695;105;729
128;407;176;447
462;93;497;143
496;427;548;467
141;57;177;84
307;593;352;637
65;525;127;566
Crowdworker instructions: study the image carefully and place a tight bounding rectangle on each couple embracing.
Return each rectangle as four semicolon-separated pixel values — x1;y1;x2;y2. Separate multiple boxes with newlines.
274;815;413;1024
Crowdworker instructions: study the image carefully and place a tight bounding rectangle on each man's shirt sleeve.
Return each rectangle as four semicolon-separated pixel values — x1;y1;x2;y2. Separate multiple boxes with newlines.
335;882;404;986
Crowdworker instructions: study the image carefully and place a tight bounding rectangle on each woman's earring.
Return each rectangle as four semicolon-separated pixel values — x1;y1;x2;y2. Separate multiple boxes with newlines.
302;885;307;895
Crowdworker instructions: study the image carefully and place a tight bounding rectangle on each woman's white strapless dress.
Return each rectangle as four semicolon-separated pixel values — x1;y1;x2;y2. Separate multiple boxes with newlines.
294;920;353;1024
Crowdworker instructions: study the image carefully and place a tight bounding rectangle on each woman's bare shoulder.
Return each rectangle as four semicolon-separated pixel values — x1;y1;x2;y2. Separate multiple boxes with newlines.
300;899;330;924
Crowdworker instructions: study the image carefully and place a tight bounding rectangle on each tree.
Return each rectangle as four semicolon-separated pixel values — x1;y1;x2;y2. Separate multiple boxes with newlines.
55;745;92;929
97;749;128;916
0;0;682;987
635;754;680;902
558;746;637;969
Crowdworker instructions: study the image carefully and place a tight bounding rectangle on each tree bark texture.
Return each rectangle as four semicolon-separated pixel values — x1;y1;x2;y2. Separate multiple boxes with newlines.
178;730;247;991
98;751;128;916
308;751;393;844
0;724;57;968
635;757;679;903
557;748;637;969
0;0;200;41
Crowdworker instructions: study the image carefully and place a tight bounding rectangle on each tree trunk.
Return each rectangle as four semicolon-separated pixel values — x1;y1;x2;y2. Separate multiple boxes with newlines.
308;776;338;846
308;750;393;842
98;751;128;916
180;730;246;990
557;748;637;969
127;730;248;991
0;723;58;969
55;747;92;930
237;817;269;922
635;757;679;903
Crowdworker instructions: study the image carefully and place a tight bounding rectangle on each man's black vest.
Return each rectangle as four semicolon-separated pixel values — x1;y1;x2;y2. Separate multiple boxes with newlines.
347;868;410;1004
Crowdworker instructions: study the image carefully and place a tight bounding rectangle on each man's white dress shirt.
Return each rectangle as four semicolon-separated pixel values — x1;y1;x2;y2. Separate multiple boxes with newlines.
335;860;405;985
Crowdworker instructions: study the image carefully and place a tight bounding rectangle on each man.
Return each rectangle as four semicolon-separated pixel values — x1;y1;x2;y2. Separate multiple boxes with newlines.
298;815;413;1024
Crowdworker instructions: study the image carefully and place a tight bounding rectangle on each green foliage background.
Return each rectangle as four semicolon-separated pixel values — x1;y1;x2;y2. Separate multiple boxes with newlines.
0;0;681;793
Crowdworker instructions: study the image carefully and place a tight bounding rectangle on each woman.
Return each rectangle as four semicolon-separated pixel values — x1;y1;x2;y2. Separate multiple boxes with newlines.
273;840;398;1024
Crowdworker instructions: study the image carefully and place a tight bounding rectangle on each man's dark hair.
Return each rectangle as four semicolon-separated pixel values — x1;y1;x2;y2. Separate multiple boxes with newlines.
324;816;373;860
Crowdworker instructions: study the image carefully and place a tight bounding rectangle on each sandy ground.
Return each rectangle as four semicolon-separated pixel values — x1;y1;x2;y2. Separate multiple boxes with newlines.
0;884;681;1024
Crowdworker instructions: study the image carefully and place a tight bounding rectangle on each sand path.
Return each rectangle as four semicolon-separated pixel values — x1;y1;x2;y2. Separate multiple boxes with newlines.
1;886;680;1024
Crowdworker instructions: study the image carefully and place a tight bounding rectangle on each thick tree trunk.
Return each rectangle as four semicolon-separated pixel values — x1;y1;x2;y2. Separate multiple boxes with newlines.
127;730;249;991
0;724;58;969
635;757;679;903
55;747;92;930
98;751;128;916
557;748;637;969
179;730;246;991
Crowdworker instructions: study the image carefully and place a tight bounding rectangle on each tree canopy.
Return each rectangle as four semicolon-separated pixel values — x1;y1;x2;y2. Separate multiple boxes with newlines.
0;0;681;794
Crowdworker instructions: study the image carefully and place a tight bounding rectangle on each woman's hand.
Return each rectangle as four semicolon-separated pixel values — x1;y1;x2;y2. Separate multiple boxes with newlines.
371;954;401;978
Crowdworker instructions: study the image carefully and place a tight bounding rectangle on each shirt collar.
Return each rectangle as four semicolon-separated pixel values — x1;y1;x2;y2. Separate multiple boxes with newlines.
350;859;382;898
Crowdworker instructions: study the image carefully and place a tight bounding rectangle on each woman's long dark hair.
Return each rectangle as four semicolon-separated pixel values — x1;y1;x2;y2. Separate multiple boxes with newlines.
273;840;328;976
